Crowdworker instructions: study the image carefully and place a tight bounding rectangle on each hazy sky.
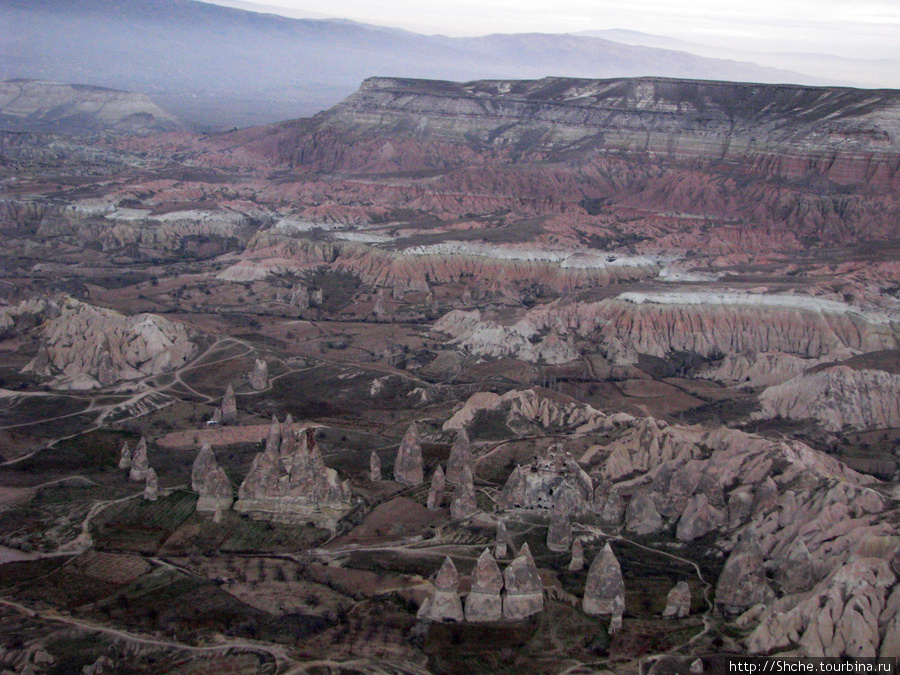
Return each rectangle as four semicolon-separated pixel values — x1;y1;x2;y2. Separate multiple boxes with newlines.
204;0;900;59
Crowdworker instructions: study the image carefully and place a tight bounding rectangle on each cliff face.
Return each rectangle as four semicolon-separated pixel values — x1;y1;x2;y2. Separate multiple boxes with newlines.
195;76;900;253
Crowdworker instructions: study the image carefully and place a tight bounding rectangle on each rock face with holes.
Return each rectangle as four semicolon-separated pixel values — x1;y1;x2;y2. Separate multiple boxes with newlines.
465;549;504;622
394;422;424;485
235;424;351;528
499;445;593;513
503;543;544;619
583;543;625;616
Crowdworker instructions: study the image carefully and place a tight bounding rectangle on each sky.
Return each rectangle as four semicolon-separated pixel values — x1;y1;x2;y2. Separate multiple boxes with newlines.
203;0;900;60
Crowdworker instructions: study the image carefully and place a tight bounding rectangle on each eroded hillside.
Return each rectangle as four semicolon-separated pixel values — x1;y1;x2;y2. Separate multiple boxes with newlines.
0;75;899;673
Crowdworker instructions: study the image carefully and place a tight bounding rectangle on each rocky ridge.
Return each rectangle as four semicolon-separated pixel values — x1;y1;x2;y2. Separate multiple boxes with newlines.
6;296;195;389
0;79;184;135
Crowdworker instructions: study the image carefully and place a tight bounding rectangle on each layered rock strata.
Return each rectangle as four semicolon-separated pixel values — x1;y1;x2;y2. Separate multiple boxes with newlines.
756;366;900;431
435;294;898;367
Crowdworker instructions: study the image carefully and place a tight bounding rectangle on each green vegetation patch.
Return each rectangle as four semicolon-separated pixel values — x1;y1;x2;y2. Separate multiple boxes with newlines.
92;490;198;554
158;510;330;555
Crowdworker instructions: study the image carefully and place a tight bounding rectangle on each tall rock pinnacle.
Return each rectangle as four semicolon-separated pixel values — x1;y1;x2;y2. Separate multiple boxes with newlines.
465;548;503;622
583;543;625;616
394;421;423;485
446;428;473;484
502;543;543;619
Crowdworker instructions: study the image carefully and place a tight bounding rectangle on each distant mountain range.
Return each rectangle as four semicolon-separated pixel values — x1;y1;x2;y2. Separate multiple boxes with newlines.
579;30;900;92
0;79;184;135
1;0;828;130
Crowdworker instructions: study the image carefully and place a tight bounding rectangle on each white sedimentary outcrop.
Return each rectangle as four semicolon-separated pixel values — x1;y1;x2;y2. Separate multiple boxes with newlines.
756;366;900;431
0;79;183;133
434;310;579;364
546;499;573;552
600;418;703;481
625;489;664;535
197;465;233;513
747;556;895;657
435;293;897;366
191;443;217;492
219;384;237;424
700;351;830;388
568;538;584;571
715;527;774;616
13;296;195;389
494;520;510;559
675;494;726;542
